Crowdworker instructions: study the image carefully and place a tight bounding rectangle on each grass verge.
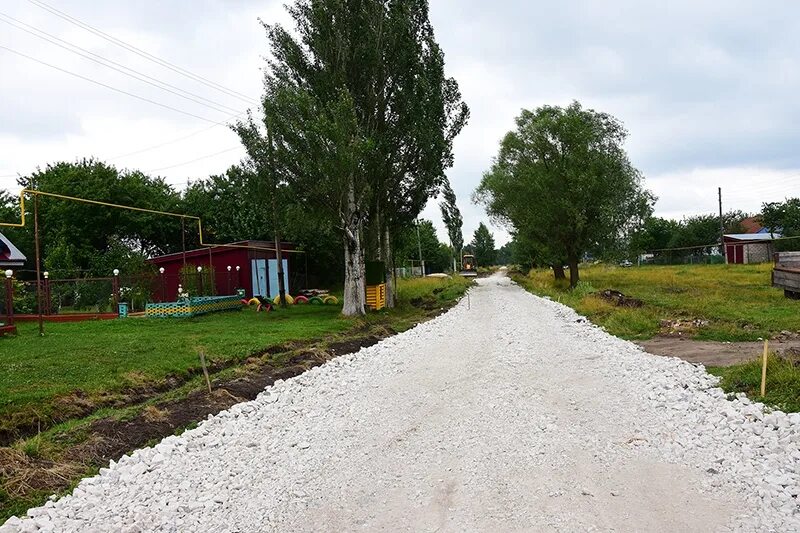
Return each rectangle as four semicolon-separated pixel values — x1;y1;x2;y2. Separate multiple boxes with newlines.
0;275;472;521
511;263;800;341
708;353;800;413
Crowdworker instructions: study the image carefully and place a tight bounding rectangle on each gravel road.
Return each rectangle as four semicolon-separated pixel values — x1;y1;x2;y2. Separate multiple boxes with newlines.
4;273;799;532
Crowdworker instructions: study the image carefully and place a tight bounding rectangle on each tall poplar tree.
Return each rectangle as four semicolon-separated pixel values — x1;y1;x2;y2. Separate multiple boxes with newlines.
238;0;468;314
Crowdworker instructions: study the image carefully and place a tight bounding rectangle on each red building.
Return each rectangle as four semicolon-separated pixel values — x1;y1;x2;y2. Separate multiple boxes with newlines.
723;233;780;264
149;241;302;301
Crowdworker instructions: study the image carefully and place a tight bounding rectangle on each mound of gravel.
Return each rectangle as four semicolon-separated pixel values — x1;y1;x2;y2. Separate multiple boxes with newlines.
3;275;798;532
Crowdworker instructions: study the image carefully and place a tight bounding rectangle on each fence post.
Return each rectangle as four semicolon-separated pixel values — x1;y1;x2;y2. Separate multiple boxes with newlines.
4;270;13;326
159;267;166;302
227;266;232;295
197;266;204;296
236;265;241;290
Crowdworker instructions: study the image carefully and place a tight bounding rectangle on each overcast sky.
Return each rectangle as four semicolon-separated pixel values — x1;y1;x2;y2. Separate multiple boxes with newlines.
2;1;800;246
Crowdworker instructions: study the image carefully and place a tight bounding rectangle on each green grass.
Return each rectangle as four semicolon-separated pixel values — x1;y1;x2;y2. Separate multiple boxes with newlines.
395;275;473;303
0;306;351;432
0;275;472;435
708;355;800;413
512;263;800;341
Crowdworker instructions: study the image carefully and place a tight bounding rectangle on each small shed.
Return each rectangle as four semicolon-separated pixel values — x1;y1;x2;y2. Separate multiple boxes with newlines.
724;233;781;264
0;232;26;268
148;241;300;300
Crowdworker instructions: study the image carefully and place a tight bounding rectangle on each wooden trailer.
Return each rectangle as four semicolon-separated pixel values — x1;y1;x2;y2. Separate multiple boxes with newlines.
772;252;800;299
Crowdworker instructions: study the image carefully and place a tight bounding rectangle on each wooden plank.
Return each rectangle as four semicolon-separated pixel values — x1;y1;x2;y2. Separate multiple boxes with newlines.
776;251;800;269
772;272;800;286
774;266;800;274
773;276;800;290
773;270;800;289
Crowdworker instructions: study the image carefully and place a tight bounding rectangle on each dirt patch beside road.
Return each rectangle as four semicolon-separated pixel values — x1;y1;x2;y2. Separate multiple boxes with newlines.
637;336;800;367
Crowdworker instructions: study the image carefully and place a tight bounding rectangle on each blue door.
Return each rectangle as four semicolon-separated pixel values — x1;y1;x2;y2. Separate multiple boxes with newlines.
267;259;289;298
251;259;268;297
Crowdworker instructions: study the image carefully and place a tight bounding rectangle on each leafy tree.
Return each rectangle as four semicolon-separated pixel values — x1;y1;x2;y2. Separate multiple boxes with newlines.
9;159;181;278
475;101;654;286
182;165;274;245
762;198;800;251
629;217;681;257
358;1;469;306
439;179;463;271
495;241;515;265
471;222;496;266
395;219;450;273
239;0;467;314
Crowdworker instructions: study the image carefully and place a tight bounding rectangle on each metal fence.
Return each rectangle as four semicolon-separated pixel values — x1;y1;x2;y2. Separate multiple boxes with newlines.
643;254;725;266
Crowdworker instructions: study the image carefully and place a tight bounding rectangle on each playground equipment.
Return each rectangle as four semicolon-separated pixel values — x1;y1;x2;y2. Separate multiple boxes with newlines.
365;261;386;310
244;297;272;312
145;295;243;318
273;294;295;305
294;295;309;304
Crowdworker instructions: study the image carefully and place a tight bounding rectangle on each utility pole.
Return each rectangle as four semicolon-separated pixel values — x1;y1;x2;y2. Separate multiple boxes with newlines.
33;193;44;336
719;187;726;264
267;126;287;308
415;219;425;277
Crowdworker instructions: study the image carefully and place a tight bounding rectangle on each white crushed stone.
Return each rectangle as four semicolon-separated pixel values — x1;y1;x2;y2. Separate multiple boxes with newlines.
2;274;798;532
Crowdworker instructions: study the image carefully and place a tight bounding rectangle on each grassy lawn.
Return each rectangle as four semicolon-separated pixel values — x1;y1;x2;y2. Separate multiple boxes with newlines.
0;276;472;438
1;306;349;432
512;263;800;342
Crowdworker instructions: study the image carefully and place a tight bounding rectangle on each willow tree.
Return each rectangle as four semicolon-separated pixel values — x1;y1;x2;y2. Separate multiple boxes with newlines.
475;101;654;287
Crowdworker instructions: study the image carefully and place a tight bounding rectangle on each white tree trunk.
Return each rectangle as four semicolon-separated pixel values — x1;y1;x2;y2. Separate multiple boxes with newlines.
341;181;366;316
382;225;395;308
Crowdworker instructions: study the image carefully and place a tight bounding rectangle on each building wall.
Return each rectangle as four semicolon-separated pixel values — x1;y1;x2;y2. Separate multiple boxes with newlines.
150;245;299;301
725;241;773;264
744;242;773;264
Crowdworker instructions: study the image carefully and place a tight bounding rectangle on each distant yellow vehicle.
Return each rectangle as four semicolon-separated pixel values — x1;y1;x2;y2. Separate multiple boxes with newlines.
460;253;478;277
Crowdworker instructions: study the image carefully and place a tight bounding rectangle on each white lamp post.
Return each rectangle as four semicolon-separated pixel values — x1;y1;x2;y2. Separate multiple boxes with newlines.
4;269;11;279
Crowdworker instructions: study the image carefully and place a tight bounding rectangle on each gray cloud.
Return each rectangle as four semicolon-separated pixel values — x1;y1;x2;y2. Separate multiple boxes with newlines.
2;0;800;245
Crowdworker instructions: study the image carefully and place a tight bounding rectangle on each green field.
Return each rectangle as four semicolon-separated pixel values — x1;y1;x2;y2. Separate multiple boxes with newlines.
512;263;800;342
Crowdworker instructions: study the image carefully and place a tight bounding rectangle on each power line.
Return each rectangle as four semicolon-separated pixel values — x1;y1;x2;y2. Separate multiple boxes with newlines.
146;146;242;173
108;112;245;161
26;0;258;105
0;12;243;116
0;44;225;124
